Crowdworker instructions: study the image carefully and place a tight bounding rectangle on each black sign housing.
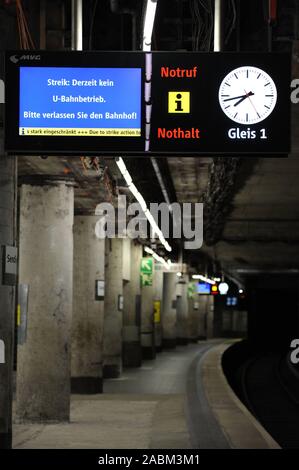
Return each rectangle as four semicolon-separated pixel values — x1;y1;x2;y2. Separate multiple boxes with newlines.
5;51;291;157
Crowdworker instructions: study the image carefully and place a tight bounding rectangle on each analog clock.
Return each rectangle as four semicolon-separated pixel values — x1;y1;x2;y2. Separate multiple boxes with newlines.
218;66;277;125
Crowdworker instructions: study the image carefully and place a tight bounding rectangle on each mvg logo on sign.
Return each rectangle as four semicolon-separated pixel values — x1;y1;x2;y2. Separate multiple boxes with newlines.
0;54;41;104
168;91;190;113
9;54;41;63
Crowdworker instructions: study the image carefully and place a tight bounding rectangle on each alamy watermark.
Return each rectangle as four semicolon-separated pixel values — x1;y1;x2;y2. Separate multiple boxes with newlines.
291;80;299;103
290;339;299;364
95;196;203;250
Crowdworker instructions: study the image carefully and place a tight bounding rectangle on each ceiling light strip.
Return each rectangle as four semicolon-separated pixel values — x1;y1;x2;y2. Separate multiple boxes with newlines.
192;274;216;285
144;246;170;270
116;157;172;252
143;0;158;51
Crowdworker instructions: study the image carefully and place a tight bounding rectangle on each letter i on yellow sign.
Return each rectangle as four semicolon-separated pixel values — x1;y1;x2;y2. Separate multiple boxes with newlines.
168;91;190;113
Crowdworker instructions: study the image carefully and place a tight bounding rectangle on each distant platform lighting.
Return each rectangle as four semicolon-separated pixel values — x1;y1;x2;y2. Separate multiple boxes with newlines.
192;274;215;285
219;282;229;295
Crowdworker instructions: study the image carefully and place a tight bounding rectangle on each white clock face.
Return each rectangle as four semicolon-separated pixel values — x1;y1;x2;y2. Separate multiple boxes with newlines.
218;66;277;125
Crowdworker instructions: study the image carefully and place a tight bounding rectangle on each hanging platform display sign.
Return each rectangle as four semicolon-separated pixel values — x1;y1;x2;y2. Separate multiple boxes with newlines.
5;51;291;157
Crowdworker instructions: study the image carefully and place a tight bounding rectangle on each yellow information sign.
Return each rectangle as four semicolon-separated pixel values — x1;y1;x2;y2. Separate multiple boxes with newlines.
17;304;21;326
154;300;161;323
168;91;190;113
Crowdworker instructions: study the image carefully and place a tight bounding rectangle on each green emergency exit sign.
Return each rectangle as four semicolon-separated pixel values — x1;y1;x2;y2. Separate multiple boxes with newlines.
140;257;153;287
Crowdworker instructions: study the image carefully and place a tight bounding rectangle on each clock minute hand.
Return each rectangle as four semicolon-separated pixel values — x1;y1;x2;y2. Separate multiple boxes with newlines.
234;91;254;107
223;93;249;102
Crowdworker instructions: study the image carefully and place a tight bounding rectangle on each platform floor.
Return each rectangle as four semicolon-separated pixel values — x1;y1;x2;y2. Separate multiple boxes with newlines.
13;343;211;449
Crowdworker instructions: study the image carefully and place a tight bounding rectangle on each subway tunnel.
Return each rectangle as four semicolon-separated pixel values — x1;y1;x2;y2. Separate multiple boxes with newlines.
0;0;299;457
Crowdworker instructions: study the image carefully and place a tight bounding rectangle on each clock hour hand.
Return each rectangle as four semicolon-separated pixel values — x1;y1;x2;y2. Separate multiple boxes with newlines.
234;91;254;107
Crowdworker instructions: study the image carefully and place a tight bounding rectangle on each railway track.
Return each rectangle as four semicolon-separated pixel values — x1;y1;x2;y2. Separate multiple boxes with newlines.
236;353;299;448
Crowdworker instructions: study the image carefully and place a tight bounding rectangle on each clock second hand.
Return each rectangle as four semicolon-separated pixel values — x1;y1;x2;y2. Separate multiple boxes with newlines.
243;89;259;115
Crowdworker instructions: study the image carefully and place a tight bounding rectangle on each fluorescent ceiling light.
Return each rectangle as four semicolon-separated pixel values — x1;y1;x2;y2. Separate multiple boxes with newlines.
145;123;151;139
146;104;152;123
122;170;132;186
116;157;172;252
145;82;151;102
128;183;147;212
144;246;170;270
143;0;158;51
192;274;216;285
145;53;152;80
219;282;229;295
163;241;172;252
116;157;126;174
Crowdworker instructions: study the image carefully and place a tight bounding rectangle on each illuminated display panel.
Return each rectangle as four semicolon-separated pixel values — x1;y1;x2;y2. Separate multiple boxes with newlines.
5;51;291;157
150;52;290;156
226;297;238;307
19;67;141;138
5;51;145;156
197;282;211;295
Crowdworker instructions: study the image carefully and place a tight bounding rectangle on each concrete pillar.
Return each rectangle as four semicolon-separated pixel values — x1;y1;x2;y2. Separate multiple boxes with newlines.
0;149;17;448
162;272;177;348
153;266;163;353
206;295;215;339
16;179;74;422
188;281;199;343
71;216;105;393
123;241;142;367
141;259;155;360
197;295;208;339
103;238;123;378
176;274;189;345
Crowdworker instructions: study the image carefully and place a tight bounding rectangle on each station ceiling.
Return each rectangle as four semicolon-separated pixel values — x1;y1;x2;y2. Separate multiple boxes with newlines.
4;0;299;280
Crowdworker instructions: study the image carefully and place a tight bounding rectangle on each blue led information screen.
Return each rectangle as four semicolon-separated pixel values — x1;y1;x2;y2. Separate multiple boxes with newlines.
19;67;142;137
197;282;211;294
